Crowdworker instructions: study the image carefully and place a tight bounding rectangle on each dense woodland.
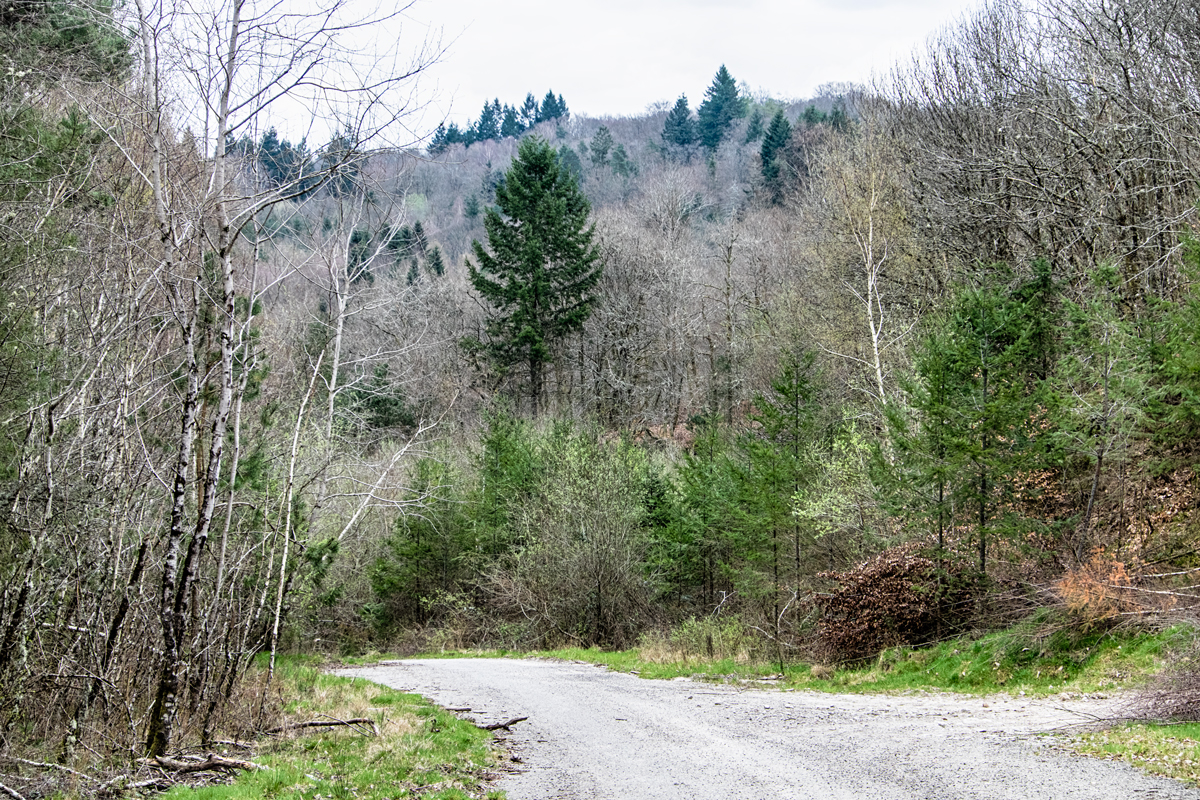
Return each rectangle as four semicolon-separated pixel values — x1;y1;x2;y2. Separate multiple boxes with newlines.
5;0;1200;786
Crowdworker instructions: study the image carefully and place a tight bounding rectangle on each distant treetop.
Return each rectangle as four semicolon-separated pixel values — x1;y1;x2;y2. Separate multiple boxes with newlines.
662;94;699;161
697;65;747;149
429;89;570;155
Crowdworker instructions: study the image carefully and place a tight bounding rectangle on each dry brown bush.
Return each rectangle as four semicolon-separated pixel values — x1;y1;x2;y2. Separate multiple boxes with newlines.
1056;550;1151;628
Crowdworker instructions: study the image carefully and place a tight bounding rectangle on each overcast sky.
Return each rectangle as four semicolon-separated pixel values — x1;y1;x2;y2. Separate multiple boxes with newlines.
407;0;982;129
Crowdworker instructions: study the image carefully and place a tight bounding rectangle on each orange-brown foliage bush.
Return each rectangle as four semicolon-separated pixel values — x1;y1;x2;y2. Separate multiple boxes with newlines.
1055;550;1169;627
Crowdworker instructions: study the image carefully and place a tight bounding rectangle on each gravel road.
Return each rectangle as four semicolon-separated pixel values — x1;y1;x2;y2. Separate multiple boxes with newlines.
338;658;1200;799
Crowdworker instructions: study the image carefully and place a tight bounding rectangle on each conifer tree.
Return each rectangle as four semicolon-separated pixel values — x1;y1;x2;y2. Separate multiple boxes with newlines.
473;99;501;142
464;193;481;219
590;126;613;168
429;121;465;154
697;65;746;149
500;104;522;138
558;144;584;180
611;144;636;177
662;94;698;160
760;110;792;204
733;349;820;632
519;92;540;128
426;246;446;277
743;109;764;143
467;137;602;416
886;265;1061;576
537;90;568;122
411;220;428;257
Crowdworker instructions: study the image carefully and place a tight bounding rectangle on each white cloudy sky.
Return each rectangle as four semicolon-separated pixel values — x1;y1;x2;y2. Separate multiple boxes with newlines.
405;0;983;128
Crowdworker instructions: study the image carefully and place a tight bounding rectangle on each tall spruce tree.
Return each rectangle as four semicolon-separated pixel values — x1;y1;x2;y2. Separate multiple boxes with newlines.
662;94;698;160
473;99;502;142
467;137;602;416
760;110;792;204
697;65;746;149
538;90;568;122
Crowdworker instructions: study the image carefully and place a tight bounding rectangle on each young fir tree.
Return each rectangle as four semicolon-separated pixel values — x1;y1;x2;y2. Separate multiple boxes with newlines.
667;416;739;609
411;220;428;258
426;245;446;277
1146;237;1200;442
1052;263;1145;560
463;193;481;219
743;109;765;144
590;126;613;168
472;99;502;142
760;110;792;204
891;265;1060;577
467;137;602;417
882;317;966;564
611;144;636;177
538;90;568;122
697;65;746;149
730;349;820;663
519;92;540;129
662;95;698;160
558;144;584;180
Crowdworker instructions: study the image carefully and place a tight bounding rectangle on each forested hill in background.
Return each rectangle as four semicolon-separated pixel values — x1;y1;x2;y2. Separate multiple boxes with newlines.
9;0;1200;783
245;70;852;272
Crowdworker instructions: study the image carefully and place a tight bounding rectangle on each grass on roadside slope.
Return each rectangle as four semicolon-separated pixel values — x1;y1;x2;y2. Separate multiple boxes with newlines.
792;621;1190;695
163;656;504;800
415;621;1189;698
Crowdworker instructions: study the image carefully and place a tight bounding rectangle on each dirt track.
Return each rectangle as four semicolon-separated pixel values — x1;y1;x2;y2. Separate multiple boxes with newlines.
338;658;1200;799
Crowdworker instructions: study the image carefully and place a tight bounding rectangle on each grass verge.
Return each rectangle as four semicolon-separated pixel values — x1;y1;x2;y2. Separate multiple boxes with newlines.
400;620;1189;698
1072;723;1200;787
163;656;504;800
785;621;1190;696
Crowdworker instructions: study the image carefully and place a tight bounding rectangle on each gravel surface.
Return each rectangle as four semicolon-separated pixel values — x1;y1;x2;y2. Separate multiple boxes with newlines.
338;658;1200;799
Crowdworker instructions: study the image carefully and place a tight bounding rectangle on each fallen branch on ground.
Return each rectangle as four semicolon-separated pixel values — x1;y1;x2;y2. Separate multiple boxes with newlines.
0;780;27;800
1;757;95;782
477;716;528;731
150;754;264;774
266;717;379;736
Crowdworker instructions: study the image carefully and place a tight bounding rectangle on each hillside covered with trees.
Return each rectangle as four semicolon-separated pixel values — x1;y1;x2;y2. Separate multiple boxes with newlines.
4;0;1200;788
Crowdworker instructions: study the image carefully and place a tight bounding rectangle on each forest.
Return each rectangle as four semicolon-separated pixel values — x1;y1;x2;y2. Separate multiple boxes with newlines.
4;0;1200;783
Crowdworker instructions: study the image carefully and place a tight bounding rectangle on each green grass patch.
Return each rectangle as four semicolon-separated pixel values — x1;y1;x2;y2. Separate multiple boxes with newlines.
163;657;504;800
785;622;1190;696
1073;723;1200;786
